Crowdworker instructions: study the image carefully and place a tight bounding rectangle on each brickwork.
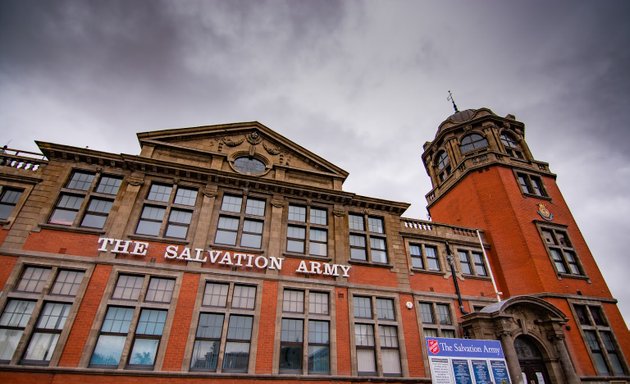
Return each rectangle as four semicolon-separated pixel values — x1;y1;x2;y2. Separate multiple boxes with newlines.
399;293;426;377
59;264;112;367
0;116;627;383
0;229;8;246
162;272;199;371
0;255;17;289
255;280;278;373
334;286;351;375
23;229;101;257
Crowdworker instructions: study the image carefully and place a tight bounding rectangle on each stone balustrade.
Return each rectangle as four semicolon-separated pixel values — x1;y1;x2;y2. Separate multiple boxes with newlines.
0;146;47;172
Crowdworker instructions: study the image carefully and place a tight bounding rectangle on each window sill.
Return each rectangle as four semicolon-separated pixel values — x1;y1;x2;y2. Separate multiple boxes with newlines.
348;260;393;269
207;244;265;255
19;360;50;366
129;234;189;245
38;223;105;235
125;365;156;371
507;157;530;164
461;274;492;281
522;192;551;201
87;365;118;369
410;268;445;276
282;252;332;262
557;273;590;282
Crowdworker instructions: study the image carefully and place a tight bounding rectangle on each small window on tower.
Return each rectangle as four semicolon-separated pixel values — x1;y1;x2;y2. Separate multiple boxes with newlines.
516;172;548;198
460;133;488;154
538;225;585;277
500;132;524;159
435;151;451;182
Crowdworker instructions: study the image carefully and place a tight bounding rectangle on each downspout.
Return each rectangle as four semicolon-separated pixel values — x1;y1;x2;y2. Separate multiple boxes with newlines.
445;241;468;315
476;229;502;302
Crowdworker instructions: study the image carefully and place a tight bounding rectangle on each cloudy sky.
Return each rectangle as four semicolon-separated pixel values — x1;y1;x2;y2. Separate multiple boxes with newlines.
1;0;629;323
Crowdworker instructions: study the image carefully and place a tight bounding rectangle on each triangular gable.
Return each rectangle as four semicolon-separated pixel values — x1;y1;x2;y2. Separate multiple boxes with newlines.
136;121;349;189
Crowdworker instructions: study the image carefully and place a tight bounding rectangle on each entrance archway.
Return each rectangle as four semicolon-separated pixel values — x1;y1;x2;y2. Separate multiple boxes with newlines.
461;296;580;384
515;336;551;384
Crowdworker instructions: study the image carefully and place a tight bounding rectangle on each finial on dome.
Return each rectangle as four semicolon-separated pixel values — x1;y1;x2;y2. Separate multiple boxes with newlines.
447;90;459;113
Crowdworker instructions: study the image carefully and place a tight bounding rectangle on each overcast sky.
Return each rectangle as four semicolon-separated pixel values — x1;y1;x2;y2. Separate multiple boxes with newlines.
1;0;628;324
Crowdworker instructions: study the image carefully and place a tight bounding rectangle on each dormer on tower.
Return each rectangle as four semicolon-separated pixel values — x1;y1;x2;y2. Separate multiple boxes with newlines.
421;107;551;206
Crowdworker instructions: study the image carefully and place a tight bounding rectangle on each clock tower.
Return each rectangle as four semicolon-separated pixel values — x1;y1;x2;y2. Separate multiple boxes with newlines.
422;107;629;381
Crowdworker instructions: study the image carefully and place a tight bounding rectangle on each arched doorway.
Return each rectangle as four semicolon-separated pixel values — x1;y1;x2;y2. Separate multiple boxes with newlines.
515;336;551;384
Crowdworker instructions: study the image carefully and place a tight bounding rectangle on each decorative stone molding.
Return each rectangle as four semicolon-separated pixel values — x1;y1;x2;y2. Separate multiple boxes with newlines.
222;136;245;147
246;131;263;145
270;199;285;208
202;187;218;198
333;209;346;217
127;176;144;186
496;329;513;339
263;141;281;155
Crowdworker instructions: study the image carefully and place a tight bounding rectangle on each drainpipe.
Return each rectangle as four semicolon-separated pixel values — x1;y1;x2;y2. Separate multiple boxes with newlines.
476;230;502;302
445;242;468;315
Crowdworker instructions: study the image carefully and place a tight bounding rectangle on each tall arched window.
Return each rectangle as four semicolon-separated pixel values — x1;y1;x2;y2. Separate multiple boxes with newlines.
434;151;451;182
500;132;524;159
460;133;488;154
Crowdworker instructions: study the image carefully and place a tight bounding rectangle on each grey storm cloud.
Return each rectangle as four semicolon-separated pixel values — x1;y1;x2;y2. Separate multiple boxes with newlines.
1;0;629;323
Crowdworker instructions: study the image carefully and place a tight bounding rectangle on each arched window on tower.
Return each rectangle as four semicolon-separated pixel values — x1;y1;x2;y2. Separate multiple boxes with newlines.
500;132;524;159
459;133;488;154
435;151;451;182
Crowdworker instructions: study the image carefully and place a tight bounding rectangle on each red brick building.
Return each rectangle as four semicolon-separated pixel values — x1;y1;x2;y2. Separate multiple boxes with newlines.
0;108;627;383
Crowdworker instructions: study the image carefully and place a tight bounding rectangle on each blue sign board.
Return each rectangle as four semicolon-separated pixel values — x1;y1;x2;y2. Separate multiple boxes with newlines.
490;360;511;384
427;337;505;359
452;359;473;384
426;337;511;384
471;360;491;384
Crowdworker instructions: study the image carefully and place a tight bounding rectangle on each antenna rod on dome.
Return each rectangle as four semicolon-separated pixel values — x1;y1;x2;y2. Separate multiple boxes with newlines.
447;90;459;113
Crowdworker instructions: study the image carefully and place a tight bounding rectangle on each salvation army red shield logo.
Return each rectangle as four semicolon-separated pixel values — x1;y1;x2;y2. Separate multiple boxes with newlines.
427;339;440;354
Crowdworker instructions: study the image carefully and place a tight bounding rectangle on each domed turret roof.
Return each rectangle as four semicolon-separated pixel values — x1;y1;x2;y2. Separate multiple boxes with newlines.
436;107;497;136
448;109;477;123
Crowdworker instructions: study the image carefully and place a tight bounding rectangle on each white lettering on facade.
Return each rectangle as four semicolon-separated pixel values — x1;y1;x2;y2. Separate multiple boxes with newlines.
131;241;149;256
339;264;351;278
323;263;339;277
219;252;233;265
254;255;268;269
97;237;114;251
179;247;192;260
296;260;309;274
268;256;283;270
164;245;178;259
233;253;246;266
193;248;207;262
97;237;350;277
295;260;351;278
208;250;222;263
98;238;147;257
112;239;132;254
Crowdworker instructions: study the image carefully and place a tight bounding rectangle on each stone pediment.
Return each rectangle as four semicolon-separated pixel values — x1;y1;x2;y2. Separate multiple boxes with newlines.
136;121;349;190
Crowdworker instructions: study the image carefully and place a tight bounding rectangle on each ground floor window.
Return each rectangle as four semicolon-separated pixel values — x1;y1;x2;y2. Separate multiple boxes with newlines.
278;287;331;375
189;279;259;373
352;294;401;377
573;304;627;376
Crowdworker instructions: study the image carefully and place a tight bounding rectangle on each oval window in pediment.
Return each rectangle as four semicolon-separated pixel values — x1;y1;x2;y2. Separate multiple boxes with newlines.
233;156;266;176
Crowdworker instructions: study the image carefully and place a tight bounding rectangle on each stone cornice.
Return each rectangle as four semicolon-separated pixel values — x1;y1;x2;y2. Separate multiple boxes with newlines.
34;141;410;215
